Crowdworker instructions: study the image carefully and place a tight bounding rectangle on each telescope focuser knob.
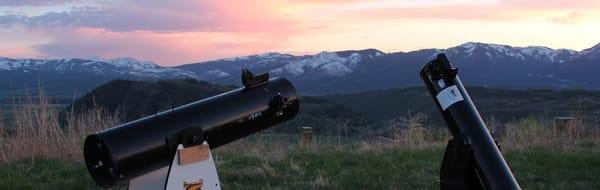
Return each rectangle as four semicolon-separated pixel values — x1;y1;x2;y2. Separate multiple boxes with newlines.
272;93;291;116
180;127;206;147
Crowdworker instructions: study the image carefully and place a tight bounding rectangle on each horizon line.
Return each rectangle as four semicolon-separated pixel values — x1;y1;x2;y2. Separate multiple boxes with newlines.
2;40;599;67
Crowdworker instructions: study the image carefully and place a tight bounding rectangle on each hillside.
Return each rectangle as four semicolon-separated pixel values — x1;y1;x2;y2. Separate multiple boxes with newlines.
62;79;234;122
64;79;600;137
61;79;369;135
323;87;600;124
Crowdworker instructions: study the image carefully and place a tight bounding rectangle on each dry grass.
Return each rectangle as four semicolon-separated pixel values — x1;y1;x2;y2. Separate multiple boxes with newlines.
380;112;449;148
0;95;119;163
372;113;600;152
499;116;600;151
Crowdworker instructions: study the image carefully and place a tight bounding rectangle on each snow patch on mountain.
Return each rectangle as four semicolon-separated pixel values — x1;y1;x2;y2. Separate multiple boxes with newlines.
0;58;11;70
452;42;578;63
257;52;293;59
271;51;362;76
319;60;353;76
348;53;362;66
222;56;250;61
200;69;230;79
219;52;295;62
108;57;158;69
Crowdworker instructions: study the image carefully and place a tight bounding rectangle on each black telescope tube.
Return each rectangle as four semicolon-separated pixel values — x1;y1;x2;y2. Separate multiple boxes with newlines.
83;77;299;188
420;54;520;189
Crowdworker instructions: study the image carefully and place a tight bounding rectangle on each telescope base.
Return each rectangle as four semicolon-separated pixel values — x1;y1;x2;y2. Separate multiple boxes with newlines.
129;142;221;190
440;138;485;190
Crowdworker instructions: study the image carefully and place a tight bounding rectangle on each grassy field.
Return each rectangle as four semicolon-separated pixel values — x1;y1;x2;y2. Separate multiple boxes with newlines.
1;143;599;190
1;98;599;189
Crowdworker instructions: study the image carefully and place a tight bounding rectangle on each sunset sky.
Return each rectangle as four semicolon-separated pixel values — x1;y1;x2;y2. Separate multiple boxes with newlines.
1;0;600;65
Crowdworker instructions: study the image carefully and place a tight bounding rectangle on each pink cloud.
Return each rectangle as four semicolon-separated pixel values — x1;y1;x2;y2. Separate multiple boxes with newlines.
32;28;290;65
0;46;40;58
0;1;317;65
3;0;600;65
501;0;600;9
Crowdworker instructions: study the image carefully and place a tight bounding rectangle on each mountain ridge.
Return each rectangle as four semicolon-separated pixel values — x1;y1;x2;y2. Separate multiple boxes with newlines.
0;56;196;79
2;41;600;96
175;42;600;93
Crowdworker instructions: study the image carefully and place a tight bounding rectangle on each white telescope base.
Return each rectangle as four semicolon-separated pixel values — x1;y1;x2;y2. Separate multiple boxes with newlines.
129;142;221;190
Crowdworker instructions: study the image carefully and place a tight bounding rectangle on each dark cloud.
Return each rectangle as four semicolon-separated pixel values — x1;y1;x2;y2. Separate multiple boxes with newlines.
0;0;74;6
0;14;24;25
0;1;300;33
0;5;219;32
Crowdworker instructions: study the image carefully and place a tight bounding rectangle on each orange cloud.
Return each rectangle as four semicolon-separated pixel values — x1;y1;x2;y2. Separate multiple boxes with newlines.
354;5;516;21
0;46;40;58
549;12;586;24
501;0;600;10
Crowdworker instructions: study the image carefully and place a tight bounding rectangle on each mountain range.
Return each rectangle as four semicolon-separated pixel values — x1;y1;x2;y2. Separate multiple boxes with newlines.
178;42;600;94
2;41;599;97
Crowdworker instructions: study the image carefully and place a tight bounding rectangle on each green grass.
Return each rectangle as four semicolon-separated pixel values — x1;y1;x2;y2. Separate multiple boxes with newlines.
0;159;98;189
1;147;599;189
218;147;442;189
506;148;600;189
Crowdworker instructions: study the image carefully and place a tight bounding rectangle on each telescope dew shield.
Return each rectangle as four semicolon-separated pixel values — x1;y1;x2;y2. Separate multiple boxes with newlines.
83;71;299;188
420;54;520;190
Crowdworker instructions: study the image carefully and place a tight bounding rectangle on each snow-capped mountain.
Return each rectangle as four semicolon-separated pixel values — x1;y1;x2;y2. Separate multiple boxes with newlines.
2;41;600;97
443;42;578;64
270;51;381;77
177;49;385;81
178;42;600;94
0;57;196;79
0;57;197;99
